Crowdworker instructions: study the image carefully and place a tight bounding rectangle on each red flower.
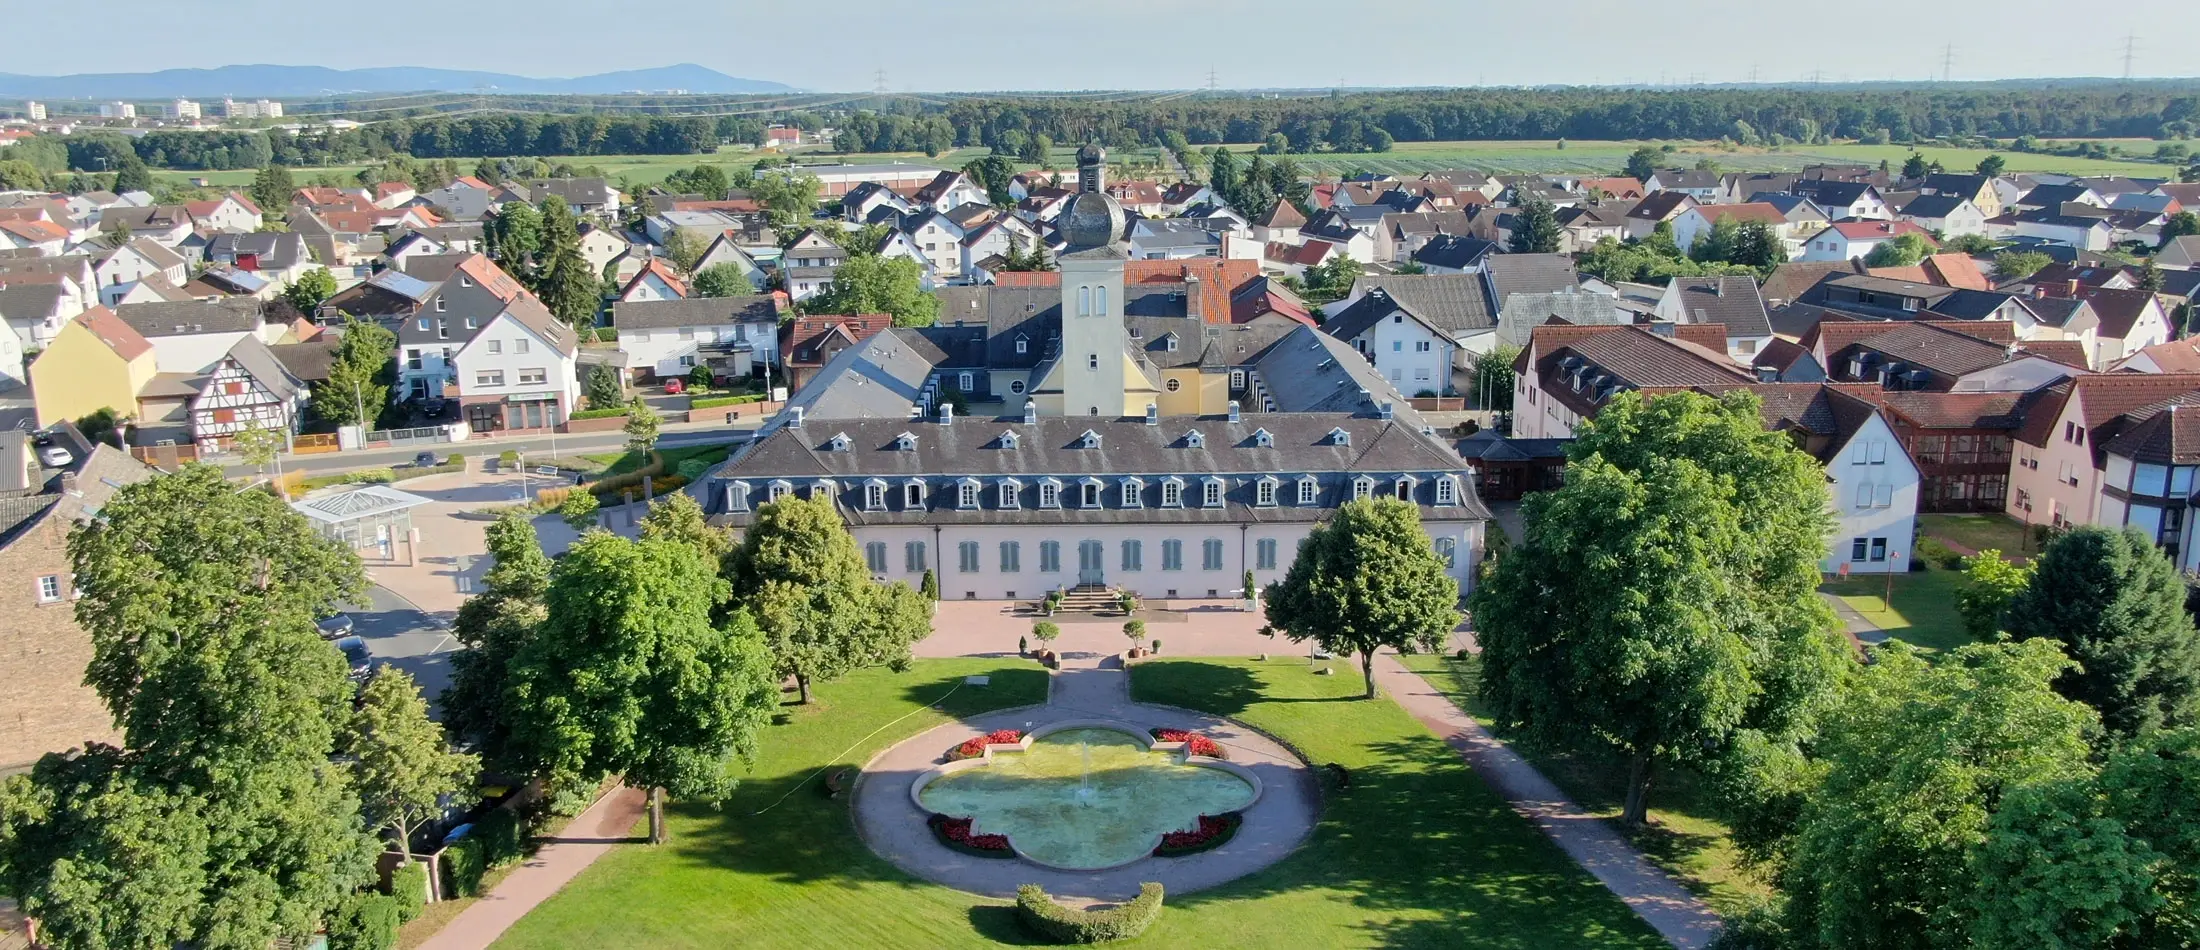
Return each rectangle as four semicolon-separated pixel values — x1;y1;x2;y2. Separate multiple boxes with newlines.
931;814;1011;852
1157;814;1235;851
1153;729;1225;759
951;729;1025;760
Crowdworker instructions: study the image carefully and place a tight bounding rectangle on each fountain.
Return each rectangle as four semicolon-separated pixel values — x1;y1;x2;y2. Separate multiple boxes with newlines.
915;726;1258;870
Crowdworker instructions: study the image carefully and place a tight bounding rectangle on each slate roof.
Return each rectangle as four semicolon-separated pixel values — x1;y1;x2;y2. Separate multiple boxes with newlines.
1666;276;1773;339
1251;326;1421;422
611;294;779;330
781;328;961;421
207;231;308;271
1321;289;1450;342
112;298;264;337
2065;286;2162;338
1411;234;1497;270
1530;324;1749;417
1625;192;1694;221
2017;184;2095;207
1483;253;1579;303
1791;180;1876;208
1898;194;1971;219
1760;260;1867;308
2103;395;2200;464
1344;274;1495;333
267;339;338;381
1875;391;2031;430
0;281;68;322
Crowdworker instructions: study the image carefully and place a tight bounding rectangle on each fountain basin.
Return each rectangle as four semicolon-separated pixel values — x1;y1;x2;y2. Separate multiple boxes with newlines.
910;721;1261;871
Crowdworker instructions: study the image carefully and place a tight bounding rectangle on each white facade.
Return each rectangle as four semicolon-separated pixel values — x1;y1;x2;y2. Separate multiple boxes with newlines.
452;312;580;415
621;321;780;380
620;270;685;302
169;99;201;120
1346;312;1454;398
1824;414;1921;575
2098;452;2200;572
99;102;136;119
1901;200;1988;238
906;214;965;280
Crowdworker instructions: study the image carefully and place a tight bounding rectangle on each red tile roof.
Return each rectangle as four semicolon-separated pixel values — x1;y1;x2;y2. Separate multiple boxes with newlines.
782;313;891;366
1684;202;1789;226
1577;177;1646;200
621;258;689;299
1824;220;1936;242
454;254;528;303
75;306;153;362
2121;338;2200;373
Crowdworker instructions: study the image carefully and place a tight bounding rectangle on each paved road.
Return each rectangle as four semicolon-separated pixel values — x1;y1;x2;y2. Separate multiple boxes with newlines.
224;424;757;478
348;584;459;713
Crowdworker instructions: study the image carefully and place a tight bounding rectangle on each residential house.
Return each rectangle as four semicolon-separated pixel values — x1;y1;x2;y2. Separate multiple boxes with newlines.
1642;169;1724;201
1896;194;1988;237
1380;211;1476;263
690;232;769;290
1483;253;1581;313
618;258;690;302
2156;235;2200;271
612;294;784;383
1127;219;1223;261
1791;180;1890;220
1408;234;1497;275
396;254;531;402
205;231;312;287
1622;192;1697;240
1655;276;1776;360
1550;204;1630;254
2014;184;2104;211
843;181;915;223
1494;291;1629;351
577;224;632;276
519;178;620;218
0;280;82;351
2005;209;2115;251
183;336;307;453
450;291;580;436
2061;286;2173;369
1669;203;1797;260
91;238;187;306
2008;373;2200;532
1575;177;1646;201
418;177;497;220
1726;382;1921;574
1249;199;1306;246
29;308;157;427
320;268;434;327
781;312;893;390
94;205;193;247
1160;183;1214;215
1874;390;2027;512
182;193;263;233
1798;220;1937;262
1806;319;2079;393
1865;253;1993;292
912;171;987;214
0;219;68;255
1106;181;1167;217
2118;338;2200;374
1320;288;1459;397
111;298;281;374
782;229;850;301
1917;173;2002;217
1512;323;1749;439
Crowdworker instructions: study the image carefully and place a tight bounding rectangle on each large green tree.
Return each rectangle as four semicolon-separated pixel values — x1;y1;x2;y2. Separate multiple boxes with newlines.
487;200;544;271
281;266;338;314
1776;640;2098;950
315;317;396;427
2004;526;2200;737
1864;232;1935;268
1623;145;1662;181
690;261;753;298
0;749;212;950
1;466;382;949
1507;198;1561;254
440;511;551;768
506;533;776;842
803;254;938;327
721;495;930;704
249;164;295;214
339;669;477;861
1474;391;1845;824
749;168;820;233
1263;498;1462;699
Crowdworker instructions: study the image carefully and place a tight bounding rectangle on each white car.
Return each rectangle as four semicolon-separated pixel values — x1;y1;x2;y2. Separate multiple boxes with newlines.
37;444;72;467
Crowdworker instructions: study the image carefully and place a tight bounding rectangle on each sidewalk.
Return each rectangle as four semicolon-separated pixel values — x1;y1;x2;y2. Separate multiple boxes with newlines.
1374;654;1724;950
416;785;648;950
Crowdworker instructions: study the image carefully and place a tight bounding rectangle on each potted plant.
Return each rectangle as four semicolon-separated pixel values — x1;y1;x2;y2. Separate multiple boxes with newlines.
1123;620;1147;658
1019;635;1029;656
920;569;939;603
1031;621;1060;665
1242;570;1259;612
1117;591;1139;615
1150;638;1162;655
1043;589;1063;616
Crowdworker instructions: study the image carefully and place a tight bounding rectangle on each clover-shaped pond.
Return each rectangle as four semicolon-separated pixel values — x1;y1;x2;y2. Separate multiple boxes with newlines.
917;727;1257;870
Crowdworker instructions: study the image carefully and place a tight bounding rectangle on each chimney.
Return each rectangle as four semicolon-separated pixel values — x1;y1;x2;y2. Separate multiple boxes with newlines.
1185;274;1203;322
1144;403;1159;426
1227;400;1241;423
59;472;79;497
2066;279;2080;298
788;406;804;429
938;403;953;426
1023;400;1038;425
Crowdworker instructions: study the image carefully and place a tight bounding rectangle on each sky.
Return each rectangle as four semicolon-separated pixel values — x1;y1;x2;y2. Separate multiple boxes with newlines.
5;0;2194;91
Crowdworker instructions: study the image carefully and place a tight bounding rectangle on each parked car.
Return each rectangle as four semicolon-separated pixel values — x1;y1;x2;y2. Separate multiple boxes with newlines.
422;397;448;417
413;450;440;468
37;444;72;467
334;636;373;683
663;377;687;395
316;614;355;639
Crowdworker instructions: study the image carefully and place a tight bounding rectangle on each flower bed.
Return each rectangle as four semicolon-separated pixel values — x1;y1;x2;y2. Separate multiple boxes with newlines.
1150;728;1226;759
947;728;1025;761
1154;812;1241;857
929;814;1014;858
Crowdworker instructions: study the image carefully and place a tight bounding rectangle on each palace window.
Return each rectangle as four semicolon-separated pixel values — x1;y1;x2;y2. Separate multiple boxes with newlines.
1202;478;1224;507
1202;538;1224;571
864;542;887;574
904;541;928;573
1039;540;1061;573
1298;477;1319;505
1161;539;1184;571
1000;541;1021;572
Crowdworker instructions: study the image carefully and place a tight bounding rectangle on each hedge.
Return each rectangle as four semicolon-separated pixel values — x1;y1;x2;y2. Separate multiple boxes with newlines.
391;462;464;481
387;862;428;922
442;835;487;898
568;407;630;420
593;327;619;342
325;892;402;950
691;394;766;410
1015;883;1164;944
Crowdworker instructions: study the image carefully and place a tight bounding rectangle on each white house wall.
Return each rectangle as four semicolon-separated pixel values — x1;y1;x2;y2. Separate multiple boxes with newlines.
1824;415;1920;574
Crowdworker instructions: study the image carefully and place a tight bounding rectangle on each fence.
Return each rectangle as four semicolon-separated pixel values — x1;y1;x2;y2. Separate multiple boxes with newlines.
292;432;341;455
365;425;449;447
129;442;199;467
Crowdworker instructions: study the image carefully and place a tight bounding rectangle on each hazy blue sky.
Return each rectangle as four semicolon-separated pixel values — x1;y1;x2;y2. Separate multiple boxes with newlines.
7;0;2194;91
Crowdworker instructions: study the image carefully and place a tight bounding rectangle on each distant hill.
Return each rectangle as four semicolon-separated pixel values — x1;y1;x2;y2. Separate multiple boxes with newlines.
0;63;793;100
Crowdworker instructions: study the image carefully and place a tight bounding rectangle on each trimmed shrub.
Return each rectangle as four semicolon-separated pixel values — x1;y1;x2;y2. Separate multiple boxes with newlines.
497;450;520;465
444;453;465;467
691;394;767;410
568;407;630;420
1015;882;1164;943
387;862;428;922
675;458;712;481
441;836;486;897
649;473;689;495
594;327;619;342
474;807;528;869
1915;536;1964;571
949;729;1025;761
325;892;402;950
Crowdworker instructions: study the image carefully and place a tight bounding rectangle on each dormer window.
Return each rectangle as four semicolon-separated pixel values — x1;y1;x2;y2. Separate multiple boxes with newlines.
1015;336;1029;354
958;479;980;509
1329;427;1352;446
1185;429;1205;448
1202;477;1225;507
1161;478;1184;507
768;479;793;503
895;432;918;451
999;430;1019;449
1256;477;1278;507
1121;478;1144;507
1078;430;1101;449
1081;480;1102;508
726;481;752;512
1394;475;1416;500
1038;479;1061;509
811;479;835;500
1352;476;1375;501
828;432;851;452
1435;476;1458;506
1252;428;1274;448
902;480;925;509
999;479;1022;509
1297;475;1319;505
865;480;888;510
1164;335;1178;352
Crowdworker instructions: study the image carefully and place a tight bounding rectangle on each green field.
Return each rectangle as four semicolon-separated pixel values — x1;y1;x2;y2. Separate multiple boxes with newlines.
1207;139;2175;178
491;656;1663;949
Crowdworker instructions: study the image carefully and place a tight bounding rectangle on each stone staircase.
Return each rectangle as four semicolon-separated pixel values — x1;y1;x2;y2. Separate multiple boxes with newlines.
1054;584;1122;614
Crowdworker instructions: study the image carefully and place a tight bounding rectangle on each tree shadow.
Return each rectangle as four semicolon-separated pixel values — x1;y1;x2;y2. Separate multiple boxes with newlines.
965;905;1045;945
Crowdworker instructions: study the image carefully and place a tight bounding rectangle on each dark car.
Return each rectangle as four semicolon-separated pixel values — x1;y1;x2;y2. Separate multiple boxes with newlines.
413;451;439;468
316;614;355;639
335;636;373;683
423;397;448;417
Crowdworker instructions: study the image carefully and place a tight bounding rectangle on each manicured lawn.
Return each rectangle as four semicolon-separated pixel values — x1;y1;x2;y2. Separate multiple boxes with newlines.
1821;566;1976;654
1388;653;1773;919
1917;513;2037;560
580;442;738;478
492;657;1663;949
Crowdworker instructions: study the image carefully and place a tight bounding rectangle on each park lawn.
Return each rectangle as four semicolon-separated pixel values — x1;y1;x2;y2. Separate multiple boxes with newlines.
579;441;737;478
493;656;1663;950
1128;658;1666;949
1917;512;2036;559
1821;566;1976;654
1388;653;1773;920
